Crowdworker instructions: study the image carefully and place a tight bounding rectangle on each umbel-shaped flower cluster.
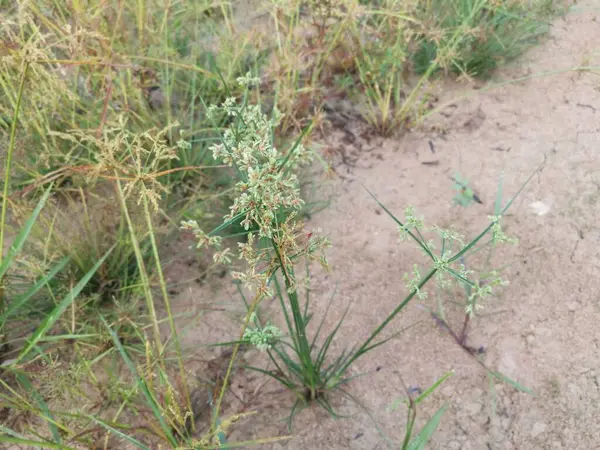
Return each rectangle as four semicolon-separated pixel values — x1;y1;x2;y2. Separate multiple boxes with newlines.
183;77;329;298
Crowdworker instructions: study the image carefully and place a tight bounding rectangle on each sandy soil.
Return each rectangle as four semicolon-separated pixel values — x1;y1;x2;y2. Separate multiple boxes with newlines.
166;4;600;449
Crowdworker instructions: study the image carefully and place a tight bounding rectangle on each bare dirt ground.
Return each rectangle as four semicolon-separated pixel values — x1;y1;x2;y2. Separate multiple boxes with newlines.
168;4;600;449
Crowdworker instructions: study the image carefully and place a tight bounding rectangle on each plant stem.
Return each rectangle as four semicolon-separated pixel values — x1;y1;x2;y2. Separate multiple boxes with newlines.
0;63;28;266
141;194;191;428
0;61;28;317
271;237;317;398
115;180;163;353
339;267;438;376
212;284;266;433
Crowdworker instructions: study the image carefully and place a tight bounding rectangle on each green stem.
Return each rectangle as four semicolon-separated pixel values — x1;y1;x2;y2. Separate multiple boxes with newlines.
141;194;191;428
1;62;28;266
115;180;163;352
212;286;265;432
339;267;438;375
271;238;317;398
0;61;28;319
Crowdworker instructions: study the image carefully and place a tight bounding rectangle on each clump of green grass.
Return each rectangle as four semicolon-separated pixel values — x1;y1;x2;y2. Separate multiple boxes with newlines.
328;0;550;133
410;0;549;78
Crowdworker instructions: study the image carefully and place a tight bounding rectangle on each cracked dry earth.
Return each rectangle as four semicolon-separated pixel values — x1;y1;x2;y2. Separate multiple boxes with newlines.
168;4;600;450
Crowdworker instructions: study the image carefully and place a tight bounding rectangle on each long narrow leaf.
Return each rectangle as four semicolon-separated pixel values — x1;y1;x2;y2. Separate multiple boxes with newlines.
0;436;75;449
364;186;435;261
414;371;453;405
494;171;504;216
100;315;178;446
489;370;533;394
15;373;63;444
0;185;53;280
0;256;71;325
278;121;313;174
311;284;339;351
501;160;545;215
16;245;115;364
406;403;448;450
315;302;351;371
0;62;29;267
208;212;246;237
340;268;437;375
88;417;151;450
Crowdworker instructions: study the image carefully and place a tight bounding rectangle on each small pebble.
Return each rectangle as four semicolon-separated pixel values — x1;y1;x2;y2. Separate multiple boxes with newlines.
531;421;547;438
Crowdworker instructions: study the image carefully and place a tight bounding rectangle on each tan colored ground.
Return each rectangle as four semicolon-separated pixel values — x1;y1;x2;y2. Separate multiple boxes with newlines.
166;4;600;449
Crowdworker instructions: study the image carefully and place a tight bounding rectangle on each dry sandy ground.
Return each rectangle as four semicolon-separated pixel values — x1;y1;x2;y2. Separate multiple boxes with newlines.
166;4;600;450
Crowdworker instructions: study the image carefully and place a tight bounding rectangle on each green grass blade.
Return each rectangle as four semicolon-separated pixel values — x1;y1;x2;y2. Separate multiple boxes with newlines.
15;245;114;364
406;403;448;450
489;370;533;394
310;284;338;351
494;171;504;216
15;372;63;444
414;371;453;405
0;256;71;324
89;416;151;450
244;365;297;391
449;222;495;263
278;121;313;174
208;211;246;237
273;276;296;350
0;62;28;269
0;184;53;280
0;436;75;449
315;302;351;371
340;268;437;375
364;186;435;261
100;315;178;447
501;160;545;215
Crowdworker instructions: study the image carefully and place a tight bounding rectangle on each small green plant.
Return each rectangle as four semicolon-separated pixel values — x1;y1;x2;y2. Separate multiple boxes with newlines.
423;171;532;381
452;173;483;207
388;371;453;450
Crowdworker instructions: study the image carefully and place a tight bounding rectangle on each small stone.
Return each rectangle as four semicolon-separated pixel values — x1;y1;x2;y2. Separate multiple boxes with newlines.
567;302;578;312
464;401;483;416
531;421;547;438
530;201;550;216
526;334;535;345
448;440;462;450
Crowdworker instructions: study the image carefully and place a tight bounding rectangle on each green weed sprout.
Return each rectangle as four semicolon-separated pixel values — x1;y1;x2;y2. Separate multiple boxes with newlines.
388;371;453;450
452;174;482;207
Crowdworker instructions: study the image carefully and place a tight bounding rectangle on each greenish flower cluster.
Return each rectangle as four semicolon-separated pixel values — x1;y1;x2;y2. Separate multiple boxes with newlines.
243;313;282;352
207;97;312;238
397;206;424;241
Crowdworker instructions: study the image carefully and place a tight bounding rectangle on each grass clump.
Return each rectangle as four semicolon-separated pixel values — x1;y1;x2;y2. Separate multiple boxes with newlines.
409;0;549;78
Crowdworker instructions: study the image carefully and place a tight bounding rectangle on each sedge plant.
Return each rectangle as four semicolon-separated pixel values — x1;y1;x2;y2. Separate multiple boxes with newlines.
183;80;535;431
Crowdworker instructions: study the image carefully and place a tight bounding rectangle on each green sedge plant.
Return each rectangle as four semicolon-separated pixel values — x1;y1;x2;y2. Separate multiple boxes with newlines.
183;79;534;432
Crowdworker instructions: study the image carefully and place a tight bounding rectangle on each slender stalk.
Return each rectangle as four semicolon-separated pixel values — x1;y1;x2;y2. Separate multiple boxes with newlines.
1;62;28;266
271;238;317;398
339;267;438;375
115;180;162;353
140;194;191;428
0;61;29;318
